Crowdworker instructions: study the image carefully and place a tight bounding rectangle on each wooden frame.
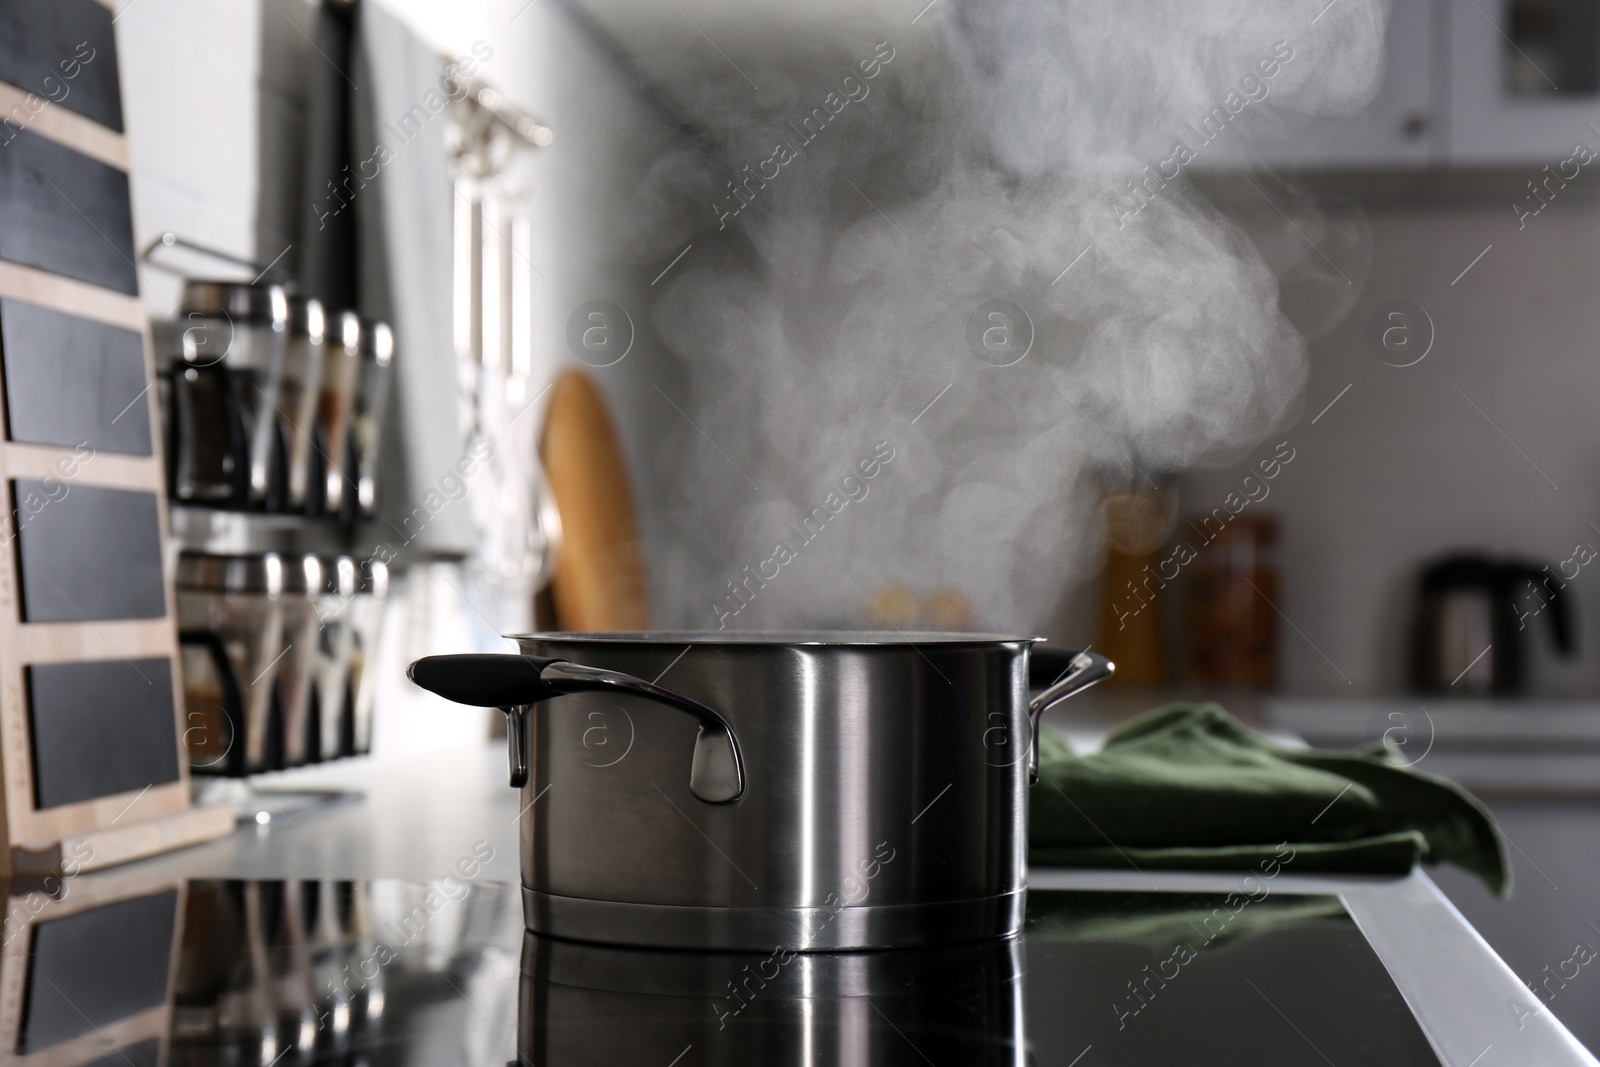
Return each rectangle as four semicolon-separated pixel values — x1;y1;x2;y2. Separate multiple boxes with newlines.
0;54;232;873
0;874;184;1065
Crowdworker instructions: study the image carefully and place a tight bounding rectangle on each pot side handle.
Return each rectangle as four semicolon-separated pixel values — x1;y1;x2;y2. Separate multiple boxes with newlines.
1027;650;1115;785
407;653;745;803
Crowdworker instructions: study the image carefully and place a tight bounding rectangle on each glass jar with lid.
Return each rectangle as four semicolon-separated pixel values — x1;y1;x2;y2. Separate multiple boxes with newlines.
347;559;389;755
1184;515;1280;689
275;554;324;768
281;296;327;513
171;281;290;509
312;555;358;762
315;311;362;517
176;551;287;776
353;320;394;518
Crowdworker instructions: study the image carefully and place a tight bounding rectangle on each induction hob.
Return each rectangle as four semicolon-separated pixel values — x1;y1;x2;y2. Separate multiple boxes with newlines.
0;876;1449;1065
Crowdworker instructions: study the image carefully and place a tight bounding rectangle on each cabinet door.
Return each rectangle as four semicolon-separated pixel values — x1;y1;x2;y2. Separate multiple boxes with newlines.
1196;0;1439;170
1447;0;1600;163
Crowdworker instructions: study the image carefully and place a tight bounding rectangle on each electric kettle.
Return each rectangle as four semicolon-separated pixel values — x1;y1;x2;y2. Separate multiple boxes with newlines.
1409;553;1575;696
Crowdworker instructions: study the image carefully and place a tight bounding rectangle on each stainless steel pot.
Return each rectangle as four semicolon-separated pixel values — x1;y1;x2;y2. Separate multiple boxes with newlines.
408;632;1111;951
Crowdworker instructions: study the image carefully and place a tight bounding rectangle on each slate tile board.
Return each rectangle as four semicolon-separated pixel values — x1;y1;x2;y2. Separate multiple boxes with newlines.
0;299;151;455
12;480;166;621
0;0;123;132
26;657;179;809
18;890;177;1051
0;128;137;295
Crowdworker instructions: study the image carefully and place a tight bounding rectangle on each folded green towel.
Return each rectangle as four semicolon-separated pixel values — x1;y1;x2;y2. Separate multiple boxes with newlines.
1028;703;1510;897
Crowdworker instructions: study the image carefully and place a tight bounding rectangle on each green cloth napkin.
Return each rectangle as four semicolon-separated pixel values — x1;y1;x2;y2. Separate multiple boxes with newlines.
1028;703;1510;897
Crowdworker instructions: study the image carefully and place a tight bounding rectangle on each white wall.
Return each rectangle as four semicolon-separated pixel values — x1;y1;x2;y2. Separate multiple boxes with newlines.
117;0;317;312
117;0;550;314
1184;190;1600;697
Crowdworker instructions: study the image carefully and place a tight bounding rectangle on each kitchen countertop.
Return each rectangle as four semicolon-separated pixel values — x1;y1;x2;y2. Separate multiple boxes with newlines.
1044;687;1600;796
1271;695;1600;799
69;743;1597;1065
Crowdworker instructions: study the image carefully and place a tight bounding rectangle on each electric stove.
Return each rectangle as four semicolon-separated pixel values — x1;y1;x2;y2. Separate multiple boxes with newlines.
0;875;1468;1065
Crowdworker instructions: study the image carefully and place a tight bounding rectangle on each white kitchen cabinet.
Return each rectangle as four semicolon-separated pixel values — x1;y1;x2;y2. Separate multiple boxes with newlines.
1203;0;1600;170
1199;0;1440;171
1274;0;1440;169
1446;0;1600;164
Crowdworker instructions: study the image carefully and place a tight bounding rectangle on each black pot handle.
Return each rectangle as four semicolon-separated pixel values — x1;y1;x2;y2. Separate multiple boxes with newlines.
506;703;531;789
1026;649;1114;784
407;654;745;803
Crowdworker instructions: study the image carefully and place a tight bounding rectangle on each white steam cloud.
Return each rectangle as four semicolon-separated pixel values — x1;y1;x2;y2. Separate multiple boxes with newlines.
562;0;1387;632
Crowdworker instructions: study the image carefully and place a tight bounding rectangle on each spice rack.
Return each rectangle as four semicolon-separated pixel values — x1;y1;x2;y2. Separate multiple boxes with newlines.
143;245;395;802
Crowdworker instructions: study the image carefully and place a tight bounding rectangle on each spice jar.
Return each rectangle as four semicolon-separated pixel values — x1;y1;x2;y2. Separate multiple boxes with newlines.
1184;515;1279;689
352;320;394;518
171;281;290;509
346;560;389;755
312;556;358;763
1096;482;1178;688
315;312;362;517
275;554;324;768
282;296;327;512
176;552;287;776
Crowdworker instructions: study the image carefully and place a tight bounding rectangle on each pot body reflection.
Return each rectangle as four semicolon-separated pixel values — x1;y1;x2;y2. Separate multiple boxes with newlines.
518;932;1027;1065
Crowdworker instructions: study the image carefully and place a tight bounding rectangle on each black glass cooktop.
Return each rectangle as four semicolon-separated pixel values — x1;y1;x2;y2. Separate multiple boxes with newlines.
0;879;1440;1065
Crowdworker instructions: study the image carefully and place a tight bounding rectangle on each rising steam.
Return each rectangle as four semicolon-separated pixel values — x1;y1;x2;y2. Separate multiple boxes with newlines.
562;0;1386;632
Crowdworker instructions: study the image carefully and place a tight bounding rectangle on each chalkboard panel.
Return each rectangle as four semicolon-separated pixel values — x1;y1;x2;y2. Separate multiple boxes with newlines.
0;0;123;132
0;129;136;294
26;658;178;809
0;299;151;455
19;891;177;1051
12;481;165;622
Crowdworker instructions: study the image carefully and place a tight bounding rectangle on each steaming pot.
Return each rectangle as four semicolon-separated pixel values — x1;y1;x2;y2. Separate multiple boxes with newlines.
408;632;1112;951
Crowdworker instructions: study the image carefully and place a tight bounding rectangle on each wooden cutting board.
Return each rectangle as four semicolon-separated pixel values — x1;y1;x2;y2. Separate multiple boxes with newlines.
539;370;652;631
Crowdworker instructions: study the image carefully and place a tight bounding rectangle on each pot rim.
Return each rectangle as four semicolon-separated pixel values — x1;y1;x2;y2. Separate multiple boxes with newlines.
505;630;1044;646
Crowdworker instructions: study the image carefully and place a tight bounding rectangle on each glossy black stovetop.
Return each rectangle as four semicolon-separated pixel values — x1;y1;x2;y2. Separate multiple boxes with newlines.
0;878;1439;1065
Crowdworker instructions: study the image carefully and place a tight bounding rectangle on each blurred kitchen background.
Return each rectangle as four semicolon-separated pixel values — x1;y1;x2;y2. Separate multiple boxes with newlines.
64;0;1600;1049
